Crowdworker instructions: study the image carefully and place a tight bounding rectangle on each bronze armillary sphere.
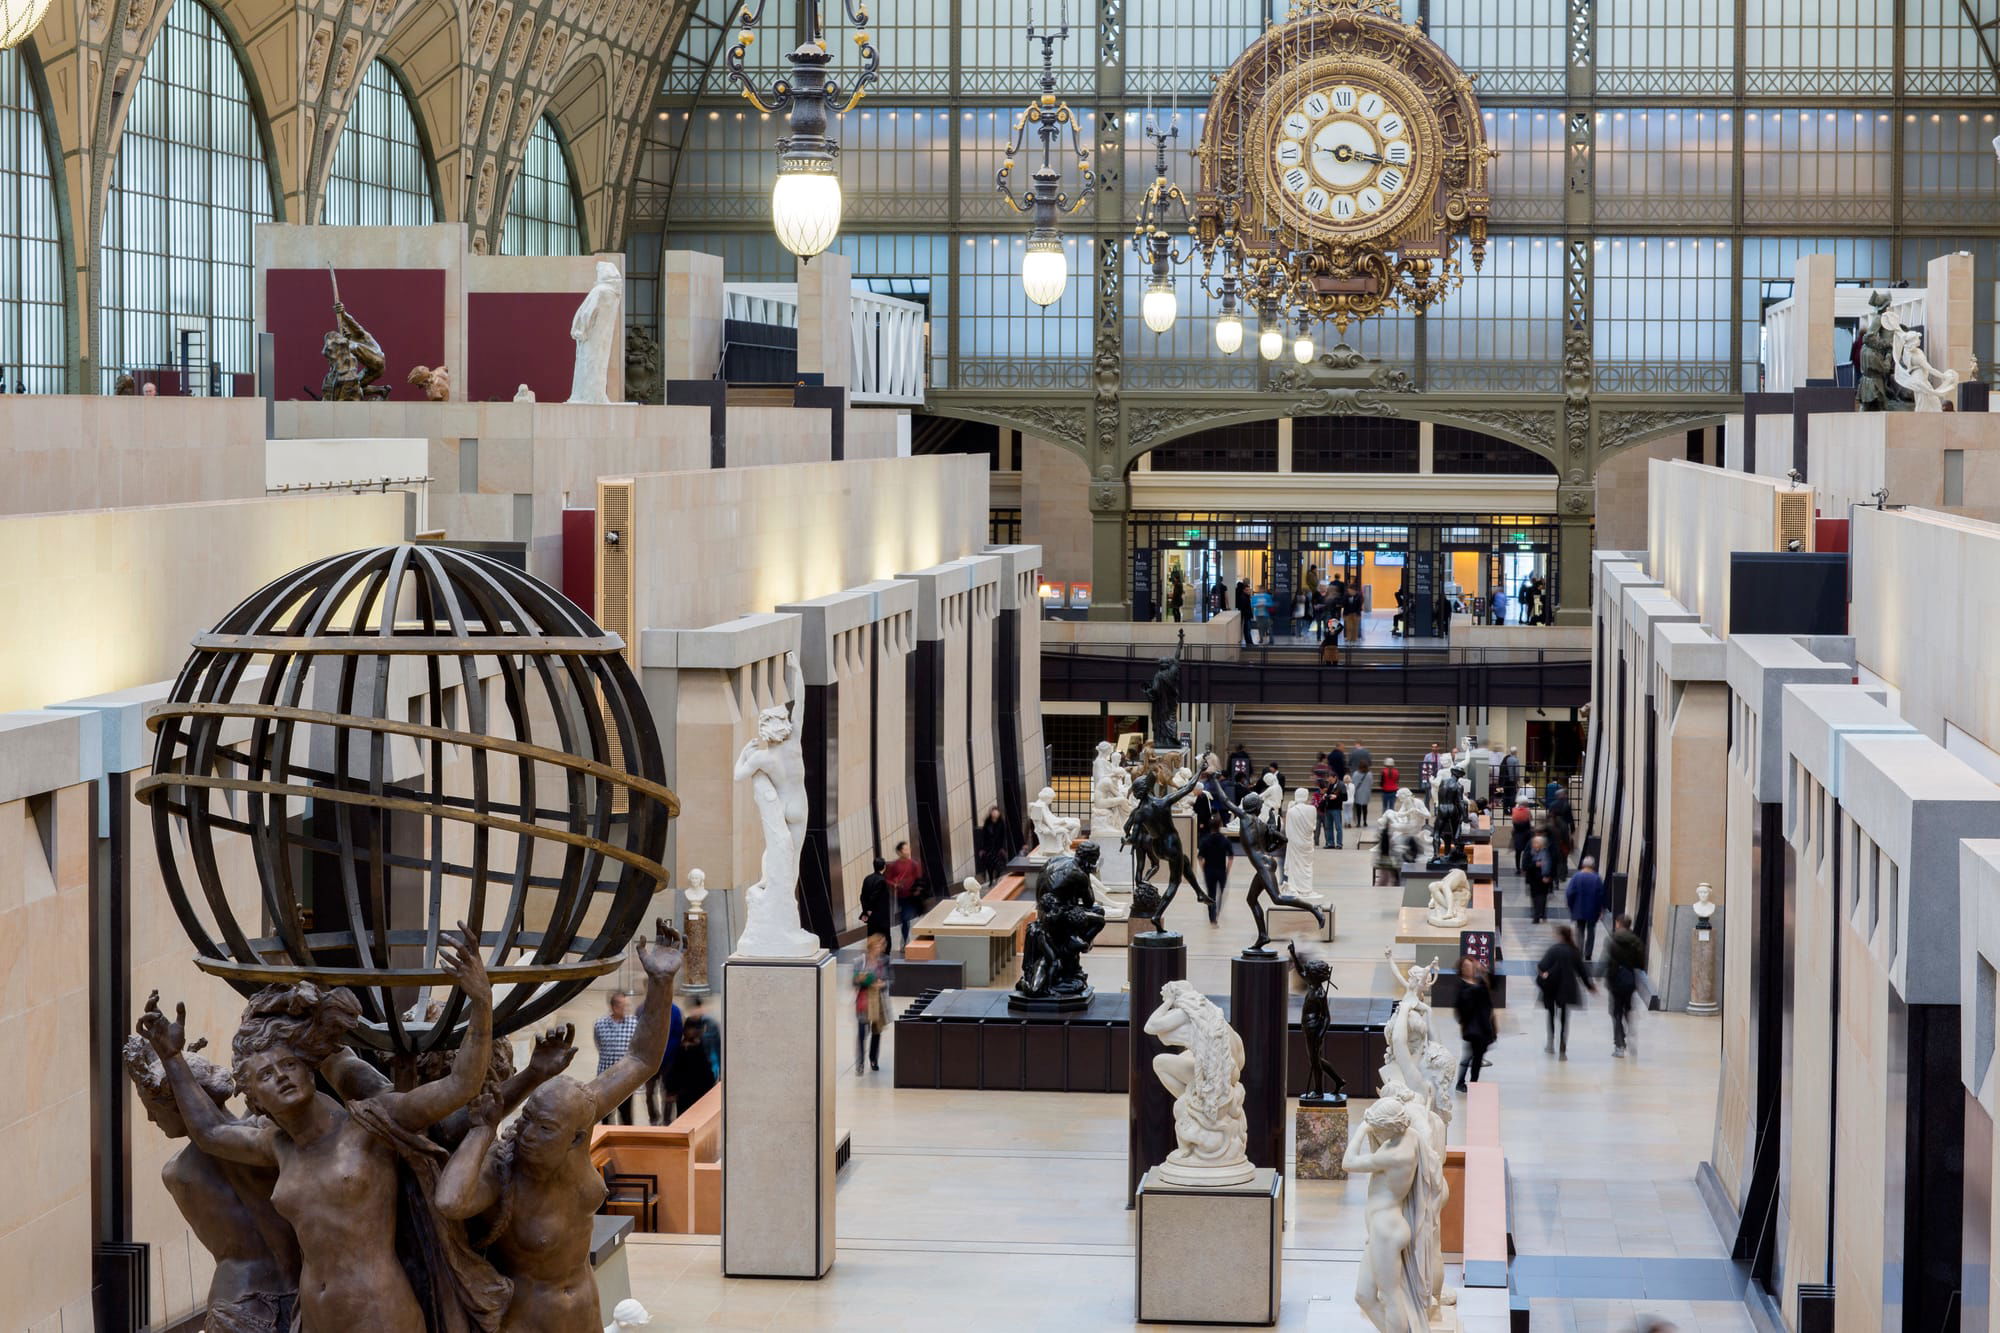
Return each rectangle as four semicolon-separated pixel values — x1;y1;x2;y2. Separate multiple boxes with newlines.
138;544;678;1058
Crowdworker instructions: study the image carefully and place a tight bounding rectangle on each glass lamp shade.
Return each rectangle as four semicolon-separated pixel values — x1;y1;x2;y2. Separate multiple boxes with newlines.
0;0;53;47
1293;332;1316;364
1214;312;1244;354
772;169;843;259
1022;241;1069;306
1258;323;1284;361
1141;277;1178;334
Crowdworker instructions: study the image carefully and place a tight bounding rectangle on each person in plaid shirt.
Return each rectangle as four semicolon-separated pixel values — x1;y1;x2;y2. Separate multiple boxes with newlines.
593;992;640;1124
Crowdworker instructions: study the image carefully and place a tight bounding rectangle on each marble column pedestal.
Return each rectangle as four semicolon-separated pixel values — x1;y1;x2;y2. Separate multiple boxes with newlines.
682;905;711;995
723;951;836;1278
1135;1167;1282;1326
1688;925;1719;1015
1294;1099;1349;1180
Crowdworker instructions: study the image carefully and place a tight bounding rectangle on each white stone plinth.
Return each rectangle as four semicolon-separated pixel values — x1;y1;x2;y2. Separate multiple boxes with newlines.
723;951;837;1279
1136;1167;1282;1326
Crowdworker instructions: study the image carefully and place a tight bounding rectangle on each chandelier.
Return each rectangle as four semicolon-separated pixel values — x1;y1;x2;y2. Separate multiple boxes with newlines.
996;12;1095;307
727;0;881;259
1131;123;1195;334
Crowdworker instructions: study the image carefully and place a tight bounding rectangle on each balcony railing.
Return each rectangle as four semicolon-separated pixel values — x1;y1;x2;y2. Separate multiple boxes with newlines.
722;283;927;406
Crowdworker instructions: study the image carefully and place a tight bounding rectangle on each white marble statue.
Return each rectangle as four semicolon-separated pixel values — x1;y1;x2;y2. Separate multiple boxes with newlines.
1170;766;1200;816
605;1298;652;1333
1343;1096;1430;1333
1260;770;1285;826
1387;788;1435;863
1282;788;1324;903
1028;786;1080;859
1887;314;1962;411
512;383;535;403
1145;980;1255;1187
683;867;709;910
945;876;996;925
731;652;821;958
1374;952;1456;1325
568;260;624;405
1381;951;1438;1098
1694;881;1717;925
1082;853;1131;920
1090;741;1137;838
1424;867;1473;928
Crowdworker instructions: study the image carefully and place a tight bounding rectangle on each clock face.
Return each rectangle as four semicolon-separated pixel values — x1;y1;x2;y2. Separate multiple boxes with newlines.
1269;81;1418;232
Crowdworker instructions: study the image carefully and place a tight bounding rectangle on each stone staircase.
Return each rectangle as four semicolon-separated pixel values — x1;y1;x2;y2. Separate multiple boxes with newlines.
1219;705;1457;784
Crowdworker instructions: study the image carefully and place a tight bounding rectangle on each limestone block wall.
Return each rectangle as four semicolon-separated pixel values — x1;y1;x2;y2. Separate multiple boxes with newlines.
0;397;266;518
1649;625;1727;1004
0;493;407;716
1019;434;1091;590
1646;458;1799;633
1595;434;1697;552
0;711;94;1333
1808;410;2000;520
726;404;835;469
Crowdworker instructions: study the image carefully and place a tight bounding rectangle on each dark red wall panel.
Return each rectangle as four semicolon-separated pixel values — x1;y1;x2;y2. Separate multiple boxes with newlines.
265;267;446;401
467;292;587;403
561;507;596;616
1814;517;1849;553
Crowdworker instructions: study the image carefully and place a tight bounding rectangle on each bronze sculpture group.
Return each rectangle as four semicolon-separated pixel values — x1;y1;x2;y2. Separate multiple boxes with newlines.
1011;843;1109;1009
1428;765;1469;869
132;923;684;1333
1121;760;1213;931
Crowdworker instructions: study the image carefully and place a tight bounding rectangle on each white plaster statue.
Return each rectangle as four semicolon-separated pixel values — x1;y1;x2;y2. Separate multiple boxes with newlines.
944;876;996;925
1424;868;1473;929
1374;952;1456;1324
1090;741;1137;837
1283;788;1324;903
512;383;536;403
605;1298;652;1333
1170;766;1199;816
1028;786;1080;859
1387;789;1435;863
683;867;709;911
1693;881;1717;925
567;260;624;405
1381;1079;1453;1325
1082;854;1131;920
1259;770;1285;827
1343;1096;1430;1333
1884;308;1963;411
731;652;821;958
1144;980;1255;1187
1380;951;1438;1098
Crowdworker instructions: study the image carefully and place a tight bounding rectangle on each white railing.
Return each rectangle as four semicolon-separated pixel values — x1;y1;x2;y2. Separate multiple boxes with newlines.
723;283;927;406
1762;297;1797;392
1760;286;1929;390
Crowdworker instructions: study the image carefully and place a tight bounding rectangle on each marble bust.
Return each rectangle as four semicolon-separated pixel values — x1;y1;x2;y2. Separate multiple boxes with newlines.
513;383;536;403
945;876;996;925
1145;980;1255;1187
568;261;624;405
1029;785;1080;859
683;867;709;910
1693;882;1716;926
1424;868;1473;928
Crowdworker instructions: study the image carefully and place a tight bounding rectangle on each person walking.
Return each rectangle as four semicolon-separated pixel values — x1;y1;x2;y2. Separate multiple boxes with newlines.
975;804;1011;882
1606;914;1646;1057
885;840;924;949
1495;745;1521;803
593;992;641;1125
1536;924;1594;1059
1452;955;1497;1090
1349;741;1373;827
1378;758;1400;819
853;935;889;1072
644;999;687;1125
1327;743;1348;786
1311;752;1332;788
1234;578;1254;647
1419;744;1443;787
1524;833;1555;924
1320;775;1346;849
1197;816;1234;925
671;999;719;1113
1510;797;1534;874
1565;855;1607;958
859;857;894;949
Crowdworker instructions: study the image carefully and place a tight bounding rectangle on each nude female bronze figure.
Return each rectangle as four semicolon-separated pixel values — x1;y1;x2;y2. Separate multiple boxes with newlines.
139;925;500;1333
434;923;684;1333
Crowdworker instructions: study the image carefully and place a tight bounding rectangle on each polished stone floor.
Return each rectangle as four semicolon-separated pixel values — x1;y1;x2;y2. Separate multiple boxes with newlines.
560;830;1753;1331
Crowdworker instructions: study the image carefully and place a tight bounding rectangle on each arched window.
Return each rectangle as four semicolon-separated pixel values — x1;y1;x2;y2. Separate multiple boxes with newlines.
0;48;65;392
321;60;437;226
501;115;582;256
101;0;274;394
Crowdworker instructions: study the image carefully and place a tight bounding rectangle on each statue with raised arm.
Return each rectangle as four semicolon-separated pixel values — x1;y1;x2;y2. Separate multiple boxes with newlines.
137;926;505;1333
1889;315;1963;411
435;924;683;1332
1144;980;1254;1186
1143;629;1186;750
320;289;389;402
568;261;624;405
1122;758;1215;930
1288;939;1346;1104
1228;791;1328;953
732;652;820;957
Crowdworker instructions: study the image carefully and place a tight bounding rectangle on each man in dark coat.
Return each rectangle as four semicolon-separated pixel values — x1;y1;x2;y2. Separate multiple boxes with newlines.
1234;579;1254;646
1606;914;1647;1056
859;858;893;947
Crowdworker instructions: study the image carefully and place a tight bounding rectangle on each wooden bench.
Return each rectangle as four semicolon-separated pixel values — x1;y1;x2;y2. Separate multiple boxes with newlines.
591;1083;723;1235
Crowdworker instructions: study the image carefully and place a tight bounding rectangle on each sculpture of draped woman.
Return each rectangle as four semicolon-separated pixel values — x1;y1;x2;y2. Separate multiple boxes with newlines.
1343;1097;1430;1333
568;263;624;405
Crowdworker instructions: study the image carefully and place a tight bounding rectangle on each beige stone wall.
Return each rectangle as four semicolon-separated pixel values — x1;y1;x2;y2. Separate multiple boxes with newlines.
1653;679;1728;966
1019;435;1091;589
1781;766;1837;1316
846;408;908;461
1832;912;1892;1333
966;573;1000;839
0;712;93;1333
0;397;267;518
0;494;407;716
1647;459;1794;631
1808;410;2000;520
1595;434;1690;552
1712;748;1756;1211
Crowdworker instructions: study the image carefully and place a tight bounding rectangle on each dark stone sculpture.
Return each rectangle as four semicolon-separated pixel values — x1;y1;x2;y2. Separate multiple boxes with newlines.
1428;766;1469;869
1011;846;1107;1010
1121;762;1210;929
321;282;390;401
1230;793;1328;954
624;323;663;404
1143;629;1186;749
1288;939;1347;1105
1857;291;1910;413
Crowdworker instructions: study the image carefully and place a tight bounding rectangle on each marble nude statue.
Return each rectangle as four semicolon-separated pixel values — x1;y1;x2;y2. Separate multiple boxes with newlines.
1282;788;1325;903
732;652;821;957
1090;740;1137;837
1386;789;1435;864
1886;310;1962;411
138;927;505;1333
945;876;996;925
1170;765;1200;816
122;1033;301;1331
1029;785;1081;859
1424;868;1473;929
436;924;684;1332
1144;980;1255;1186
1343;1096;1430;1333
568;261;624;405
1076;840;1130;920
1288;939;1346;1104
1377;951;1456;1323
1229;791;1327;953
1123;760;1216;929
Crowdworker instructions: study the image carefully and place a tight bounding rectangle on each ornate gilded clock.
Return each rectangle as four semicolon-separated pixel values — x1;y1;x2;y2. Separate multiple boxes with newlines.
1195;0;1492;333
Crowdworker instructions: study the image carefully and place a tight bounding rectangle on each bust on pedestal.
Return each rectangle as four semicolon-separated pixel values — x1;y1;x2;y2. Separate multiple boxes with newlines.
682;868;712;994
1688;882;1720;1016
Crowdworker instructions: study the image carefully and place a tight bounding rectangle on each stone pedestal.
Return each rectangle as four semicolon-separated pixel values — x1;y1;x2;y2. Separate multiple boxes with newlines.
1135;1168;1282;1326
1231;949;1289;1172
682;902;711;995
723;951;836;1278
1688;924;1719;1016
1128;931;1188;1204
1294;1100;1349;1180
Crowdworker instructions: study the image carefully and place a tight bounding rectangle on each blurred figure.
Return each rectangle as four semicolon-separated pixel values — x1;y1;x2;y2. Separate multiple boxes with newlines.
1607;913;1647;1058
1452;954;1496;1090
1536;924;1594;1059
853;935;889;1073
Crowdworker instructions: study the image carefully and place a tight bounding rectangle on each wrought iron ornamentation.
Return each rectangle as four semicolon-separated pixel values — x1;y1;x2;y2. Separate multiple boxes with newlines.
996;10;1097;306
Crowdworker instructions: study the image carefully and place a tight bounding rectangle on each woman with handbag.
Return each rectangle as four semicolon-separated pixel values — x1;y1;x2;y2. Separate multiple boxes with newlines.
854;936;890;1073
